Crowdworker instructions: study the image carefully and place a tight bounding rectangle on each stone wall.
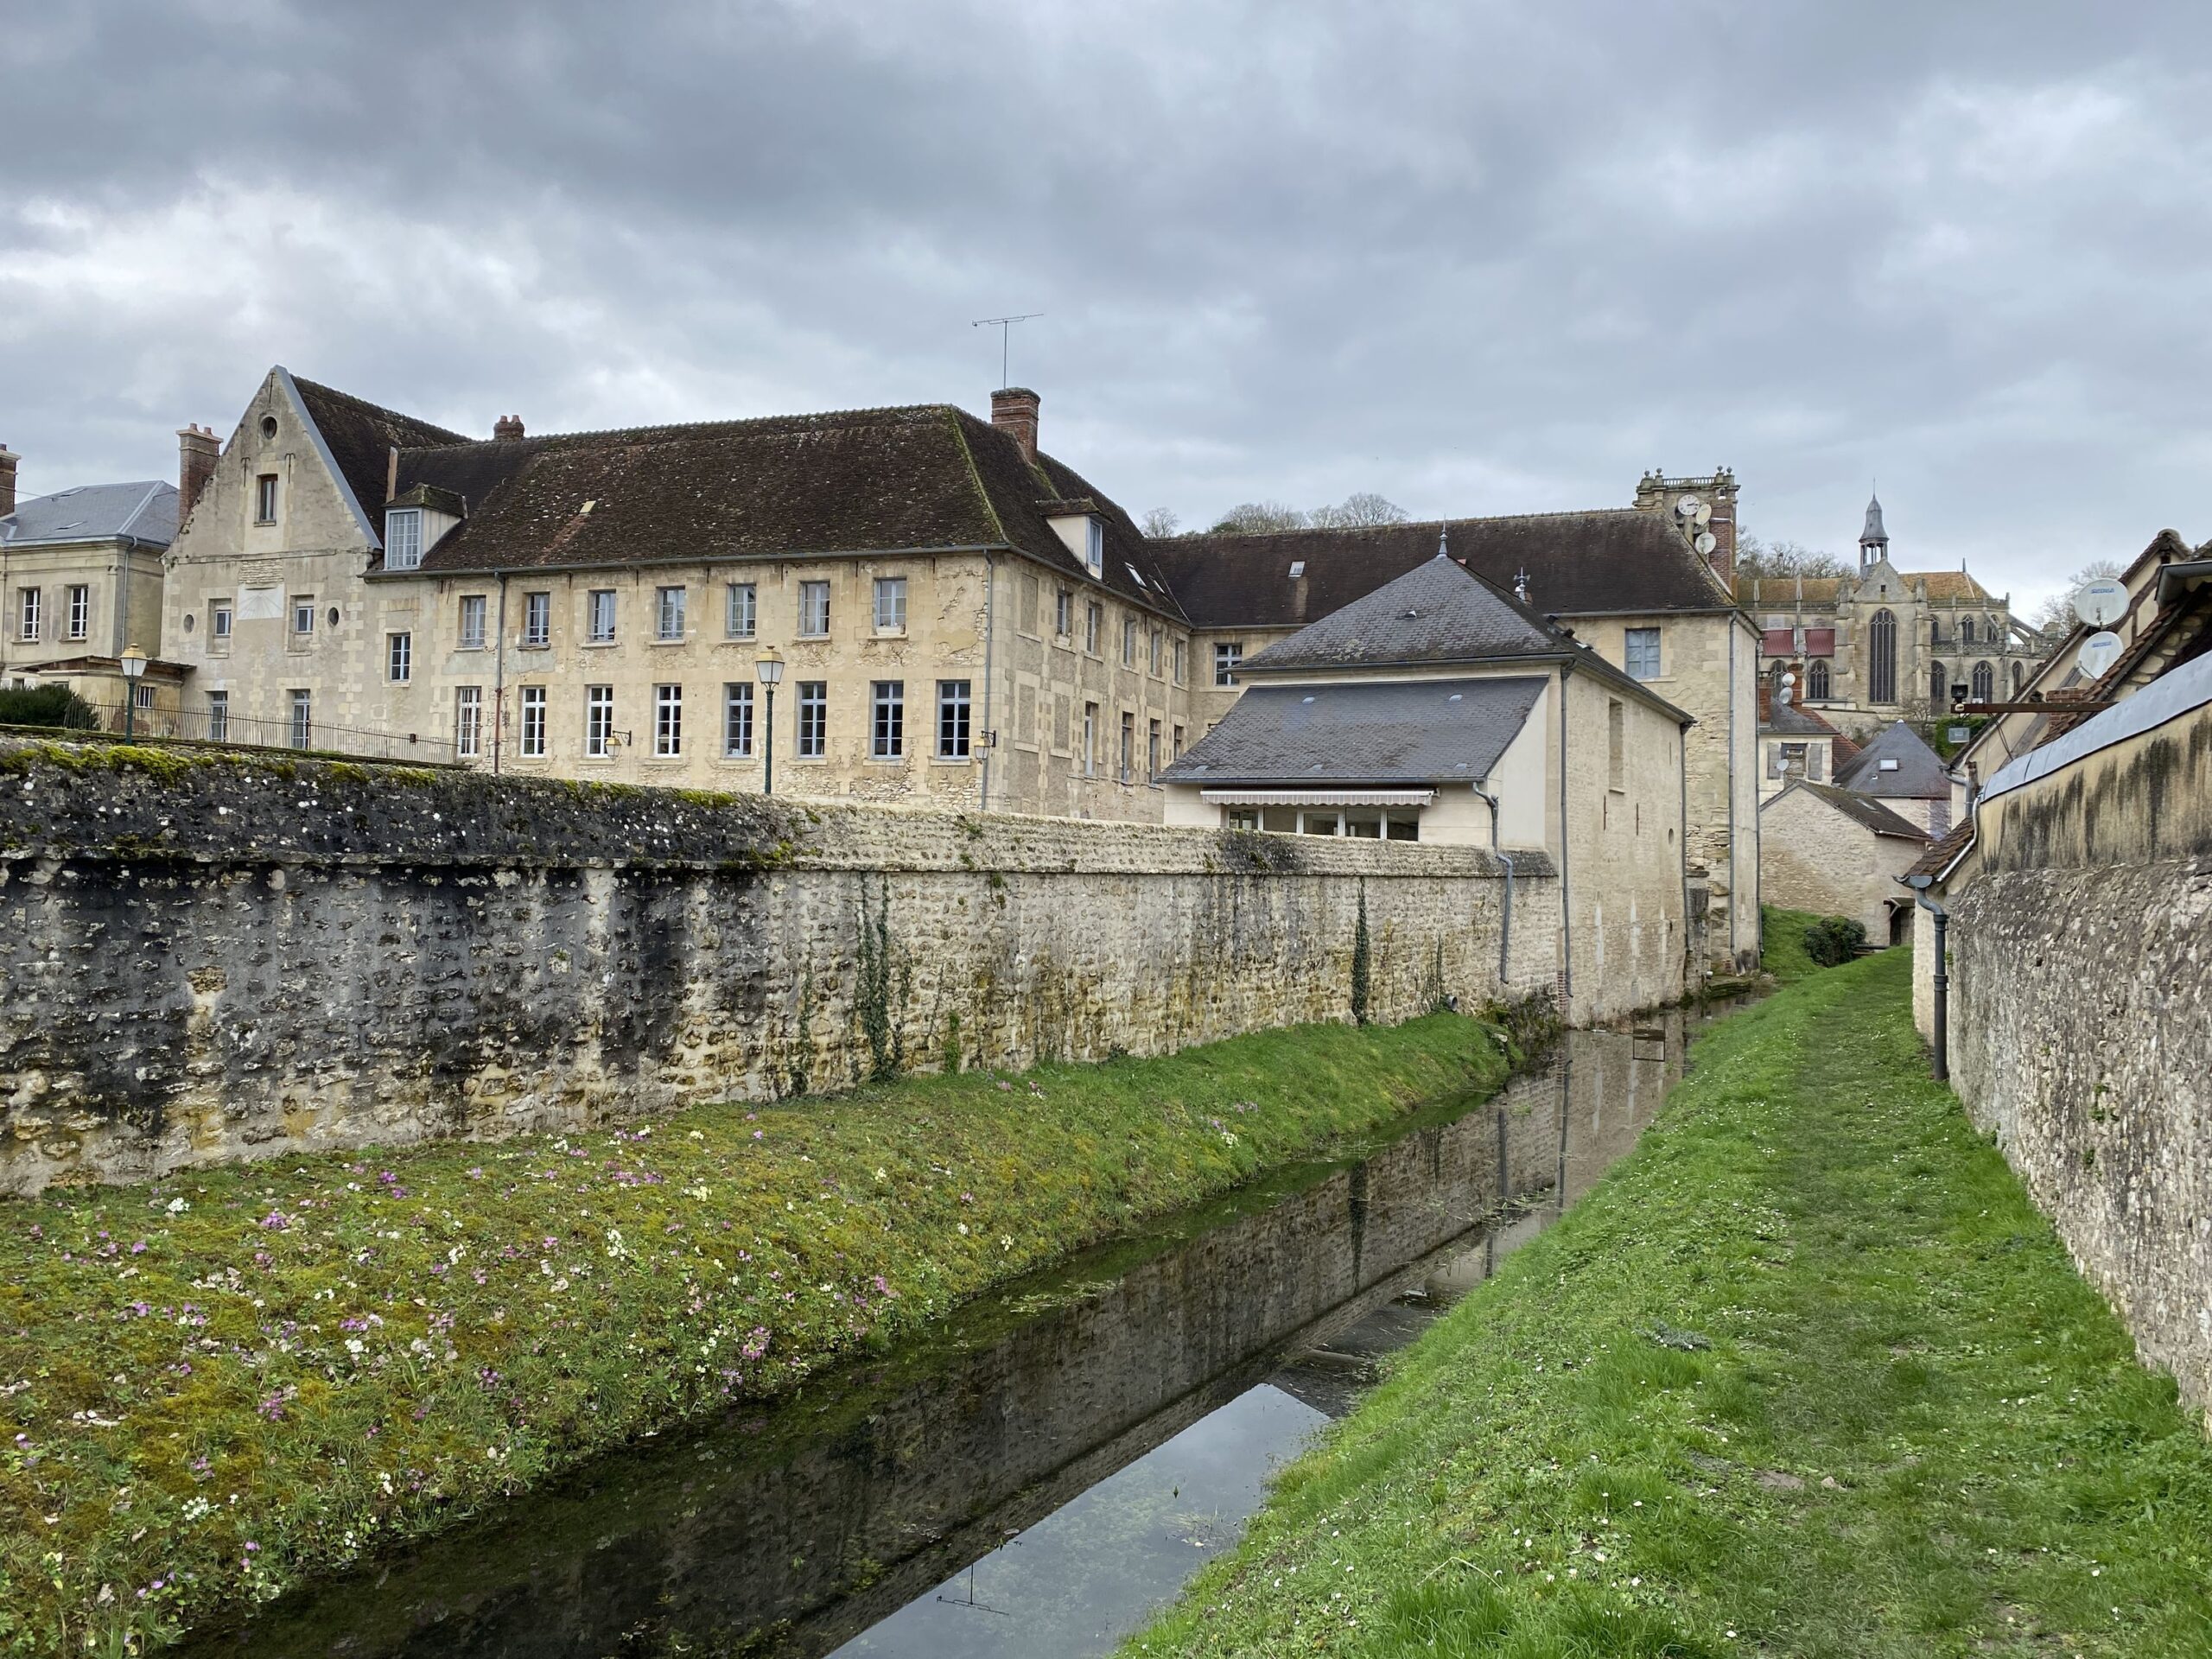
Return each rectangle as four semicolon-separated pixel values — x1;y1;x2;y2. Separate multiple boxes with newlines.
1759;785;1923;943
0;739;1559;1195
1944;692;2212;1420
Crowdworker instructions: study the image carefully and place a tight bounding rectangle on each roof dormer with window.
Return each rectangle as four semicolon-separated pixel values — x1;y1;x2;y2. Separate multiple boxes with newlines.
381;484;466;572
1040;497;1107;581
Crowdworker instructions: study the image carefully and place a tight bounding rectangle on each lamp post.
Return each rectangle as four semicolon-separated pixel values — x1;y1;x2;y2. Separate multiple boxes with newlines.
755;645;785;796
118;644;148;739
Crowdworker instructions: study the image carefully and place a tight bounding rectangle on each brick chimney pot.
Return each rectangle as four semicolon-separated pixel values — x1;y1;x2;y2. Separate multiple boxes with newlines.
990;387;1039;466
494;415;524;441
0;445;17;519
176;425;219;524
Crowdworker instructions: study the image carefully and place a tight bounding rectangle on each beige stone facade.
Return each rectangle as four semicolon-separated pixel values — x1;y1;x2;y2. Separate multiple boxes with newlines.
1758;782;1929;944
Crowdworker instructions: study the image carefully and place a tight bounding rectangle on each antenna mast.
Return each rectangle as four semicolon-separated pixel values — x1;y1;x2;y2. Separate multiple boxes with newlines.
972;313;1044;389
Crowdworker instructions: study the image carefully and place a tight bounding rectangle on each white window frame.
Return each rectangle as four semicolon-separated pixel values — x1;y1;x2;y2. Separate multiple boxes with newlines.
873;575;908;633
455;686;483;760
385;508;423;570
256;474;279;524
1055;588;1074;639
871;679;906;759
66;585;89;641
1122;616;1136;665
16;588;39;642
654;683;683;755
797;681;827;757
289;689;312;750
722;682;754;758
291;595;315;639
1082;701;1098;777
210;599;233;645
520;685;548;757
207;690;230;743
726;582;757;640
655;585;687;642
1085;518;1104;577
586;685;614;757
1214;641;1243;686
387;631;412;683
459;594;487;651
1084;601;1102;656
799;580;831;638
522;591;550;647
588;589;617;643
1173;638;1186;683
937;679;971;759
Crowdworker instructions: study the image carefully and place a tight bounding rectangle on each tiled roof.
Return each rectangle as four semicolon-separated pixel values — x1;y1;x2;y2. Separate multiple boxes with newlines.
1833;721;1950;799
1160;676;1547;787
1147;509;1733;630
1916;570;1992;601
1777;780;1931;841
1738;577;1844;606
388;404;1186;619
1243;552;1560;672
289;375;467;540
1904;819;1974;880
0;480;177;548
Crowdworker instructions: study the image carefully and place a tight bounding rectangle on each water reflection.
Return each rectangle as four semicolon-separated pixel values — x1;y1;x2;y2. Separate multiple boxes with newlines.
186;1002;1732;1659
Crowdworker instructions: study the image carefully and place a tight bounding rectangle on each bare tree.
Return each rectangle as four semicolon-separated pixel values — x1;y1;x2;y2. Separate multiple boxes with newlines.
1209;501;1310;534
2033;558;2125;633
1140;506;1181;539
1735;531;1848;582
1308;492;1409;529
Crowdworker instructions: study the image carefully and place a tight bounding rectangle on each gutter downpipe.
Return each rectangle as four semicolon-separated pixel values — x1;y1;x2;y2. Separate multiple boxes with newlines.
491;572;509;776
1469;782;1515;982
978;551;998;811
1556;664;1573;1013
1727;611;1740;966
1679;718;1694;988
1904;874;1948;1081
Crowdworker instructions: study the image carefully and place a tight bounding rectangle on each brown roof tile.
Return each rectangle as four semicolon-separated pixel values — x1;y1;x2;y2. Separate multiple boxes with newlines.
289;375;467;537
1905;819;1974;879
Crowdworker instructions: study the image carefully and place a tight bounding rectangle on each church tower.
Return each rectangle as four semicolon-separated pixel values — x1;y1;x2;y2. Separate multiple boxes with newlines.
1859;490;1890;571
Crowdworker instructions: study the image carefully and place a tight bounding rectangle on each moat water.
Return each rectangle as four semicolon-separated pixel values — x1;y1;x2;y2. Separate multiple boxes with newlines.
185;1001;1739;1658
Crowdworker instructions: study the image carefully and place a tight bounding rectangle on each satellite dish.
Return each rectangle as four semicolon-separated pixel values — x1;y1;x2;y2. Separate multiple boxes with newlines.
2075;630;2122;679
1694;531;1718;555
1675;494;1703;518
2073;577;2127;629
1694;502;1713;526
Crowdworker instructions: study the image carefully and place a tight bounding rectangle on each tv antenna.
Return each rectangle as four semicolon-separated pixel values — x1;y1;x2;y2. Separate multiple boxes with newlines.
972;313;1044;389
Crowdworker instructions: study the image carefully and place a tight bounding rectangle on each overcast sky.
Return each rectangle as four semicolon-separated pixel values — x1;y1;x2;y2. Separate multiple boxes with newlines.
10;2;2212;612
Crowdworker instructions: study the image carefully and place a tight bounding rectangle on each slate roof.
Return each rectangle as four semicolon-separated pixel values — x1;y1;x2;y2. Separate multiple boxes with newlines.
1147;509;1734;630
1834;721;1950;799
1762;697;1838;736
375;403;1186;620
1243;552;1561;672
0;481;177;548
289;375;467;539
1159;677;1547;787
1776;780;1930;842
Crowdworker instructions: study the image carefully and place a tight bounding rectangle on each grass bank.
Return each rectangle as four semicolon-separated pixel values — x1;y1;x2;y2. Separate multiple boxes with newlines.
1124;949;2212;1657
1758;902;1824;984
0;1012;1525;1656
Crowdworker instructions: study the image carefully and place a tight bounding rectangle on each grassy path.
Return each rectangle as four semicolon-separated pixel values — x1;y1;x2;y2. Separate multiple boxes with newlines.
0;1014;1522;1656
1125;950;2212;1657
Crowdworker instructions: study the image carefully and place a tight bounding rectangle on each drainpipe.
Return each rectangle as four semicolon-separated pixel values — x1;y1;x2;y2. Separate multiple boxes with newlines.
1904;873;1948;1081
1677;719;1694;986
491;571;509;776
978;551;997;811
1556;664;1573;1010
1470;782;1515;982
1727;613;1740;965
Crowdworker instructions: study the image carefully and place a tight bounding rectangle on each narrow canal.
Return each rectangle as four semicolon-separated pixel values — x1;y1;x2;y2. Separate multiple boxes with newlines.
186;1002;1736;1658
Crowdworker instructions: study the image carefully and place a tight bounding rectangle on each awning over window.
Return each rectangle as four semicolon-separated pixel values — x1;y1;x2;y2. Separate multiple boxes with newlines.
1199;788;1437;808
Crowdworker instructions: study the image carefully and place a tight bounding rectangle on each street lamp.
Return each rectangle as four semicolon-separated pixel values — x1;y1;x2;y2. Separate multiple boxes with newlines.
755;645;785;796
118;644;148;739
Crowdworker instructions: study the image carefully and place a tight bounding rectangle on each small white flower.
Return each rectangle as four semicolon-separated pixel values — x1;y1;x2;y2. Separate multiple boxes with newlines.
166;1198;188;1215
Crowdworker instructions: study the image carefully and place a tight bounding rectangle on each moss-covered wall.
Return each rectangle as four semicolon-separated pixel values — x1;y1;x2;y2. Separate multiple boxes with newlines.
0;739;1559;1194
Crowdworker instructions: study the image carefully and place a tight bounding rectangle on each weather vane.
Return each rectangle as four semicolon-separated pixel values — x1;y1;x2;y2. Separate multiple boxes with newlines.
972;313;1043;389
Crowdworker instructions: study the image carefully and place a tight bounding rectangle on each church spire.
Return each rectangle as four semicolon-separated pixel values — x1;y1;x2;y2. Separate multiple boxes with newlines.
1859;486;1889;570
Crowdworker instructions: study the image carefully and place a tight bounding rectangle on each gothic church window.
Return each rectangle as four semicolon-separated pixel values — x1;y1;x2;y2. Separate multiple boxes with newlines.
1972;661;1994;700
1807;659;1830;700
1929;661;1947;706
1868;608;1897;703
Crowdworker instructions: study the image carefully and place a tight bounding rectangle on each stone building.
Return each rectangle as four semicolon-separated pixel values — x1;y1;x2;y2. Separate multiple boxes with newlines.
1160;553;1693;1020
1756;676;1858;798
1834;720;1952;837
162;371;1192;813
1758;780;1929;945
0;442;182;723
1150;479;1760;970
1738;493;2044;738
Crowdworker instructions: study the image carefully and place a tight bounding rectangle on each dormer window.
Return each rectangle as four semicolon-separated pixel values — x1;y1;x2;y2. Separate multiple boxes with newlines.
1086;519;1103;577
386;508;423;570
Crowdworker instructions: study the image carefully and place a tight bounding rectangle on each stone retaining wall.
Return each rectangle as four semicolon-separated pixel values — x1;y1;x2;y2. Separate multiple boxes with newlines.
0;740;1559;1194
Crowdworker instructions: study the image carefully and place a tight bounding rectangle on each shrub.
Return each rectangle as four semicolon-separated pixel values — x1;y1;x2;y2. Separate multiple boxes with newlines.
0;683;101;729
1802;914;1868;967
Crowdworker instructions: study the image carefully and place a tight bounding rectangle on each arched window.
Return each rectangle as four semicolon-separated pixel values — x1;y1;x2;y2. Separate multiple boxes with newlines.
1961;614;1975;645
2011;660;2025;694
1807;659;1830;700
1930;660;1948;706
1972;661;1994;700
1869;608;1897;703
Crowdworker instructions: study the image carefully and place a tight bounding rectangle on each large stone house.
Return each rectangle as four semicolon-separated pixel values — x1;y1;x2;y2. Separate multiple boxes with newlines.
1738;493;2044;738
1161;553;1694;1020
0;442;181;722
1759;781;1929;945
161;368;1758;967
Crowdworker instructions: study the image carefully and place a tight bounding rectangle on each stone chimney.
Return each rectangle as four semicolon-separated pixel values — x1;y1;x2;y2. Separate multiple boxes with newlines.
0;445;16;518
990;387;1039;465
177;424;219;522
493;415;525;441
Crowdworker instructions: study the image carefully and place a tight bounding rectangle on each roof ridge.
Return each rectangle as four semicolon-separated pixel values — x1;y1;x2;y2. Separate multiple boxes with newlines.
288;373;468;445
397;401;964;455
1182;506;1649;546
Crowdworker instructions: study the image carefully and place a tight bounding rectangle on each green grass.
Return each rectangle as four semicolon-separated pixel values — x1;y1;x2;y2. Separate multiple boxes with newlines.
1758;903;1826;983
0;1013;1524;1656
1122;950;2212;1657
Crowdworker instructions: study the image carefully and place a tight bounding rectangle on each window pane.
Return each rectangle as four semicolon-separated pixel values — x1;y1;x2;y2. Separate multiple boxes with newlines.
874;577;907;631
937;679;971;758
521;686;547;756
1215;642;1243;685
524;592;550;646
723;683;754;757
586;686;613;756
801;582;830;635
1624;627;1661;680
727;582;756;639
455;687;483;759
655;683;683;754
589;591;617;642
871;680;905;758
657;587;686;641
460;595;486;649
388;632;411;683
289;690;312;750
207;691;229;743
798;682;827;756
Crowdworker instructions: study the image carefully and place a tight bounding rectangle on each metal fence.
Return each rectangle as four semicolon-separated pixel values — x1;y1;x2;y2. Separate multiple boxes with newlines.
58;697;464;766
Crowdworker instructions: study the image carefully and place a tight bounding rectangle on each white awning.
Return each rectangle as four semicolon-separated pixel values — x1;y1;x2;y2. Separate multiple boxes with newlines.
1199;788;1436;808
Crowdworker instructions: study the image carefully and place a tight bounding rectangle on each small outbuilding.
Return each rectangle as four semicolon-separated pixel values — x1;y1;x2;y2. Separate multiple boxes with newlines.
1759;779;1931;944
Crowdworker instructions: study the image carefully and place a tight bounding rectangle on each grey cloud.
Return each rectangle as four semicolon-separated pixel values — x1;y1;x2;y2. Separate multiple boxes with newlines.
9;1;2212;606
